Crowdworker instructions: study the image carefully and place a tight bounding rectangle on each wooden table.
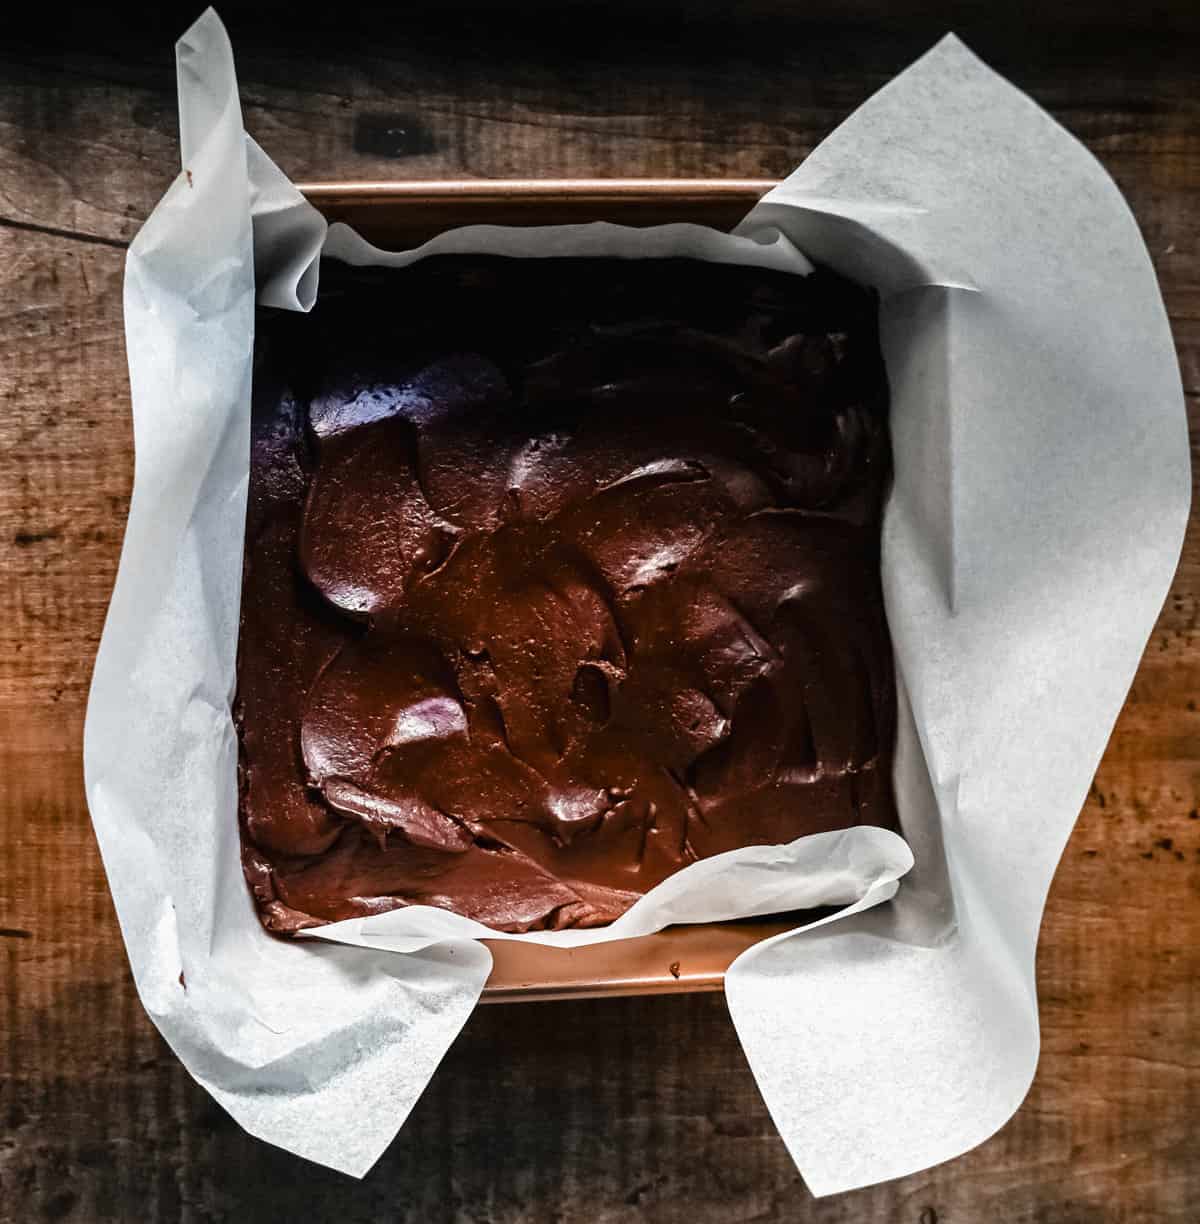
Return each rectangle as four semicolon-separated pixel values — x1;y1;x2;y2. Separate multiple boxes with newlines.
2;3;1197;1220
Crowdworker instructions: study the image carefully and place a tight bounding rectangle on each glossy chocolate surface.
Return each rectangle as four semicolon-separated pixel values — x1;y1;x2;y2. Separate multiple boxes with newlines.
237;256;896;933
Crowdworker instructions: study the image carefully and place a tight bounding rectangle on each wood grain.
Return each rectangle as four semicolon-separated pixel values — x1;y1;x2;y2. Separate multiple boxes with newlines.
2;3;1198;1220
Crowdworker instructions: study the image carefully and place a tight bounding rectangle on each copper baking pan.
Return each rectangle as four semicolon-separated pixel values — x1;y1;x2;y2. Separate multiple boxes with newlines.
298;178;797;1003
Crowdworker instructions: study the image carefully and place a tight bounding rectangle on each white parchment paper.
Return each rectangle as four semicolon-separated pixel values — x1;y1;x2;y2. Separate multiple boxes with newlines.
84;7;1189;1194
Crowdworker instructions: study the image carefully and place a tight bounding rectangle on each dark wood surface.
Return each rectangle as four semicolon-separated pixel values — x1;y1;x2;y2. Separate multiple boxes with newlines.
2;3;1198;1220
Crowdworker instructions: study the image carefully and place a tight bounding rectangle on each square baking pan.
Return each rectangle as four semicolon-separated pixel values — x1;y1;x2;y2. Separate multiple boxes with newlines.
297;177;805;1003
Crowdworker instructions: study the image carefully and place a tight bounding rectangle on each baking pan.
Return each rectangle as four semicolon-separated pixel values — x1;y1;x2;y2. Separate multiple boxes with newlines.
298;178;801;1003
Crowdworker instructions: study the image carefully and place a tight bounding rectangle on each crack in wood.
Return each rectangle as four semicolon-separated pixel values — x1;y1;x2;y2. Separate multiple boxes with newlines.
0;215;129;250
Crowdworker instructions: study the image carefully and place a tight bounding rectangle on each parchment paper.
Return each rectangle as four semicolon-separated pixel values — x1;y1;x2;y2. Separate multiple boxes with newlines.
84;7;1189;1194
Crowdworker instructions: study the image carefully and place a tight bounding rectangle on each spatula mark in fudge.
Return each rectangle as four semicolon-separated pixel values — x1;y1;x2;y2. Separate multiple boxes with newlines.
237;256;897;934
